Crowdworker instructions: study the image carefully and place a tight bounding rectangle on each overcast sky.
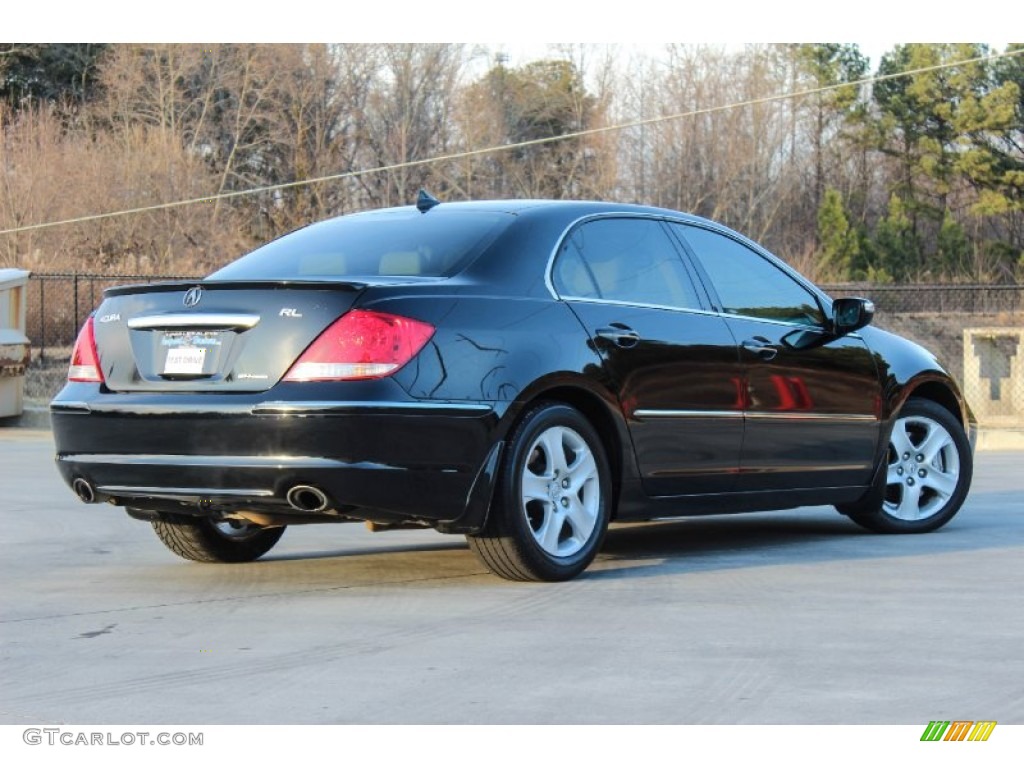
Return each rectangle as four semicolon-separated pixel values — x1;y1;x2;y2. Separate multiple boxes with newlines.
490;42;903;71
7;1;1008;46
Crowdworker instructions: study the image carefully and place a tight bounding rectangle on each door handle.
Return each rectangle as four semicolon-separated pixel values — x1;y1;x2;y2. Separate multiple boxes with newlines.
742;336;779;361
595;324;641;349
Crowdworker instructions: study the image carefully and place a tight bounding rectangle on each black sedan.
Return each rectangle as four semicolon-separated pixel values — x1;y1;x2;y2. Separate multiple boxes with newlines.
51;197;976;581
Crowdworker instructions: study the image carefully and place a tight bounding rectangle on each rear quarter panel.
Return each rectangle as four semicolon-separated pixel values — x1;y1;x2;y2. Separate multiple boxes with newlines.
370;295;607;405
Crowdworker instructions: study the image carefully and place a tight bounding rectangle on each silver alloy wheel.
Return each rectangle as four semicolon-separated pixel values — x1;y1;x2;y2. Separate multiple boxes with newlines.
520;425;601;557
211;519;263;541
884;414;961;521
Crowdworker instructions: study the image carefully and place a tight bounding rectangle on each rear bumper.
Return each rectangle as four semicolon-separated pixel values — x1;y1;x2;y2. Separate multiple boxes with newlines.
51;390;503;530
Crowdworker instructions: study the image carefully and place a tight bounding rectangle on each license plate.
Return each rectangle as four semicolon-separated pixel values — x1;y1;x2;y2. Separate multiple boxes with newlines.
164;347;206;375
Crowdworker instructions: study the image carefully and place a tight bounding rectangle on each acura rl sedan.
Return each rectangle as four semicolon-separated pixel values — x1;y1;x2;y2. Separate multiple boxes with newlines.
51;196;975;581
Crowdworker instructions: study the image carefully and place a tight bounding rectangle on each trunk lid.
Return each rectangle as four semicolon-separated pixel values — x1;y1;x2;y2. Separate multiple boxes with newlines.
92;280;366;392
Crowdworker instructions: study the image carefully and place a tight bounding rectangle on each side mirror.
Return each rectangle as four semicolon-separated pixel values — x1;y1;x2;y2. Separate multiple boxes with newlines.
832;297;874;334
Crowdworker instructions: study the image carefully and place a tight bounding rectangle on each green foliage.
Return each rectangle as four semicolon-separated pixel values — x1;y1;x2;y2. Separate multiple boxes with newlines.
492;59;591;144
868;43;1024;278
816;188;859;278
863;264;895;284
872;194;921;280
0;44;107;113
470;57;604;198
874;44;991;204
845;219;894;283
972;43;1024;216
796;43;868;110
936;210;969;275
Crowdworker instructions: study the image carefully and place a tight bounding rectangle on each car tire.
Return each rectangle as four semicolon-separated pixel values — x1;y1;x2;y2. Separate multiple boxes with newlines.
467;402;611;581
840;398;972;533
151;516;286;563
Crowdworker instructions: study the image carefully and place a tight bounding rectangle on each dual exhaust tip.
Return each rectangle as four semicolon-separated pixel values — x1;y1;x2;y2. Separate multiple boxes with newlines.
72;478;98;504
285;485;330;513
72;477;330;514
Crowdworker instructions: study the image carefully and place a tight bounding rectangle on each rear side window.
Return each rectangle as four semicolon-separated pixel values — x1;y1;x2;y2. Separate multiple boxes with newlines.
552;218;702;310
208;209;513;280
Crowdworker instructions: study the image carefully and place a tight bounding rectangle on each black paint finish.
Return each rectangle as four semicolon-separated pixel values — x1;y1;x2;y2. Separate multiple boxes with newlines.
51;200;974;534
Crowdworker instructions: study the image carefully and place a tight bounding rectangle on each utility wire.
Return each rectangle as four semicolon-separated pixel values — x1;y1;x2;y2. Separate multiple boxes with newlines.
2;47;1022;238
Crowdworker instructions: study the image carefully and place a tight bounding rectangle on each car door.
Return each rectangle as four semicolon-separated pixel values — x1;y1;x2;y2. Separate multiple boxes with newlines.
551;216;743;496
670;223;882;492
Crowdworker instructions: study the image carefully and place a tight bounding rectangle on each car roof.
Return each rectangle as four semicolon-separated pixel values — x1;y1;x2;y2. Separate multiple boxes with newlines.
352;198;708;222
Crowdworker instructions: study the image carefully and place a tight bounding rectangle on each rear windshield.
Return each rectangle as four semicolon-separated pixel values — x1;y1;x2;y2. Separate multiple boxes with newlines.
208;208;513;281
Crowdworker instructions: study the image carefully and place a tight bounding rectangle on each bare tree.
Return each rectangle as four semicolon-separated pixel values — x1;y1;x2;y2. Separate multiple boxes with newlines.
454;51;614;201
358;44;466;207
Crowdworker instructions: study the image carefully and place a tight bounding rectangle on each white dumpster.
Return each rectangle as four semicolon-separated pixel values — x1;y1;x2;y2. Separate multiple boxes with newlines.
0;269;31;418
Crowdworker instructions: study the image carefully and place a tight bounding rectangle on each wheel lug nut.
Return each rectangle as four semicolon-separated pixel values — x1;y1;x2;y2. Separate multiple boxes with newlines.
561;478;570;488
907;478;915;486
560;497;569;507
918;469;926;477
916;454;924;462
897;467;904;476
902;452;910;460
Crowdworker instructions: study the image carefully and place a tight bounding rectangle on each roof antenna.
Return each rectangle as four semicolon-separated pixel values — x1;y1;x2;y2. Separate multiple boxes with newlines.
416;189;441;213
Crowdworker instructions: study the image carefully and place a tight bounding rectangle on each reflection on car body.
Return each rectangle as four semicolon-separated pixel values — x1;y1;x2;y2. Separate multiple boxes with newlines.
51;197;975;581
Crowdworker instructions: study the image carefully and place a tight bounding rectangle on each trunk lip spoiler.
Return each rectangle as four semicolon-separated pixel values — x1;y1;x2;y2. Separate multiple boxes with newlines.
103;279;383;298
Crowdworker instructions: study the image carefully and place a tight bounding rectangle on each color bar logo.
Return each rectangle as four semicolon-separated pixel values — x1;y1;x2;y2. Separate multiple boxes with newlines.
921;721;997;741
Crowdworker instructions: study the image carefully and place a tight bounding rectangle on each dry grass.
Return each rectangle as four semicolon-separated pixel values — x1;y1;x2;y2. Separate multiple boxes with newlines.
24;350;73;404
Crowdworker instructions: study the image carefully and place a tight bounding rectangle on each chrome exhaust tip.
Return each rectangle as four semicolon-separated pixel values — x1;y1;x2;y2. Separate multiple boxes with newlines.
72;477;97;504
286;485;329;513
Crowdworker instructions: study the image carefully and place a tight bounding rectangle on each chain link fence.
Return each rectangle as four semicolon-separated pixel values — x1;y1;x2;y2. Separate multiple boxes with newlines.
26;272;215;358
19;273;1024;428
24;272;200;401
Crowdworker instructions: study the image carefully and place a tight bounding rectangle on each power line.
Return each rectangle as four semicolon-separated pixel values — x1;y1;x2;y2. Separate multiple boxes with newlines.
2;47;1022;238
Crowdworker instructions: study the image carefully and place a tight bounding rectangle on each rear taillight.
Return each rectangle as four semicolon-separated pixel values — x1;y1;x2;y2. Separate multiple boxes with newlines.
68;316;104;383
283;310;435;382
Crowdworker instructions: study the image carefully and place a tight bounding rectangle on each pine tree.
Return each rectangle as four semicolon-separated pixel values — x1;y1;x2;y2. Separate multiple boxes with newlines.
816;187;859;278
873;194;921;280
936;209;969;277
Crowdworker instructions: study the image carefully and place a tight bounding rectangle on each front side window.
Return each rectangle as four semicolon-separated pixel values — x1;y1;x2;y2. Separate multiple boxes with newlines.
674;225;824;326
553;218;701;311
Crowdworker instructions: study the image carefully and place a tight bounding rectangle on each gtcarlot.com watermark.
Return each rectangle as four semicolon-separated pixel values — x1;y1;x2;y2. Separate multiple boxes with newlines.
23;728;203;747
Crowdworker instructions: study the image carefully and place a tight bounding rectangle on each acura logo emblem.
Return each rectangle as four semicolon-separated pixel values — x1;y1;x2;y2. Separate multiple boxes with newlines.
183;286;203;308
